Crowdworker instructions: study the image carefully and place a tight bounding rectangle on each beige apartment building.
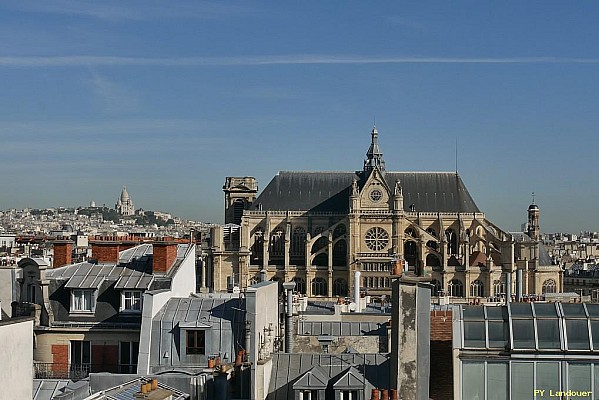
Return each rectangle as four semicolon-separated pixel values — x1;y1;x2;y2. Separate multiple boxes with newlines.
203;127;561;300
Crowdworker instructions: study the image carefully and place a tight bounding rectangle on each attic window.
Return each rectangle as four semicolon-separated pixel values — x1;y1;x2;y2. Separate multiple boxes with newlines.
186;330;206;355
71;289;95;313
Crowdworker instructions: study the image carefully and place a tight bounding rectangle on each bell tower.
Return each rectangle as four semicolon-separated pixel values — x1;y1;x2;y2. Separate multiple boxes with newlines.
527;193;540;241
223;177;258;225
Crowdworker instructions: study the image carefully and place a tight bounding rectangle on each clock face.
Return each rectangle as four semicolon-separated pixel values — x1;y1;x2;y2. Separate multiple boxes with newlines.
369;189;383;202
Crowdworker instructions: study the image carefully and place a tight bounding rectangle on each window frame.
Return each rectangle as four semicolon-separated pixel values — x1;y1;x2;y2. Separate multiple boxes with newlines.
70;289;96;313
186;329;206;355
121;290;143;313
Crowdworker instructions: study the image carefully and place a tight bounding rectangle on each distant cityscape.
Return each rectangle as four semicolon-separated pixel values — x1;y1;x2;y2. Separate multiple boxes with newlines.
3;134;599;400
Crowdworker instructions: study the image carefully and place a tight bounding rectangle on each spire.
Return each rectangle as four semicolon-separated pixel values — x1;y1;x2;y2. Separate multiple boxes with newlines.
364;126;385;172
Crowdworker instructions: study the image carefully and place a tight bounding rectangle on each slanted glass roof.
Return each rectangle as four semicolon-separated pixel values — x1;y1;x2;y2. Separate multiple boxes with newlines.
457;303;599;352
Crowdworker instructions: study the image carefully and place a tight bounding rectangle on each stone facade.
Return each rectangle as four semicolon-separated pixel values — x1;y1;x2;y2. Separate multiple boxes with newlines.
204;127;562;300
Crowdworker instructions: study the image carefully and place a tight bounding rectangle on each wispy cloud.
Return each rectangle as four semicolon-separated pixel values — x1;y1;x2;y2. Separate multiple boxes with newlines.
2;0;254;21
1;54;599;68
85;72;140;114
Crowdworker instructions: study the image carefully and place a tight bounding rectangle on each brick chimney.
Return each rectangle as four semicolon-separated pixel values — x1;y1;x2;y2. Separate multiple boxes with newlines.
53;240;73;268
89;236;140;263
152;241;178;274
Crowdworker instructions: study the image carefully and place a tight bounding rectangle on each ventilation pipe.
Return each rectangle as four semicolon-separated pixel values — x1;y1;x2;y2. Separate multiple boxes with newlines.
282;281;296;353
354;270;361;311
516;268;523;302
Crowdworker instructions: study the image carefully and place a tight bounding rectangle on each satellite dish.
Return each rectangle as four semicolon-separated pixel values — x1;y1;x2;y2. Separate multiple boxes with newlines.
348;302;357;312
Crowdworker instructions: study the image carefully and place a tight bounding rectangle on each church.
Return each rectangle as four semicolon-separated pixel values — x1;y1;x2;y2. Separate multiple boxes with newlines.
204;127;562;300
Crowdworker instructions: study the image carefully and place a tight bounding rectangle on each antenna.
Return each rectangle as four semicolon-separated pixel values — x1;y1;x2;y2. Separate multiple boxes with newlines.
455;137;458;173
532;192;536;205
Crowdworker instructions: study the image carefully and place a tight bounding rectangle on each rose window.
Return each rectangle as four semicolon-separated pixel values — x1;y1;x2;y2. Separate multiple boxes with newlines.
365;227;389;251
369;189;383;202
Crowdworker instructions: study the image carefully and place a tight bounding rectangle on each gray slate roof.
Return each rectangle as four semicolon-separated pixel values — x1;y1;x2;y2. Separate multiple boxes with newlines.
91;378;189;400
250;171;479;213
150;295;246;369
267;353;389;400
46;244;191;290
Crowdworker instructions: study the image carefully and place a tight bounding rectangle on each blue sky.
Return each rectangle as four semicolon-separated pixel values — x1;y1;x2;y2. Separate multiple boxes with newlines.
1;1;598;232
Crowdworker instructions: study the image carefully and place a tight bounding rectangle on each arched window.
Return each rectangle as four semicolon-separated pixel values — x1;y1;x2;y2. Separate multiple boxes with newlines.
291;227;306;256
374;277;380;288
312;253;328;267
493;279;505;296
313;226;324;236
470;280;484;297
232;199;245;225
426;228;437;238
250;228;264;266
404;240;419;268
426;240;438;251
363;277;368;288
445;229;458;255
405;227;417;238
292;277;306;294
368;277;374;288
431;279;442;296
333;278;348;296
448;279;464;297
333;240;347;266
426;254;441;268
312;277;327;296
270;229;284;256
333;224;346;239
312;237;328;253
542;279;557;294
384;277;390;287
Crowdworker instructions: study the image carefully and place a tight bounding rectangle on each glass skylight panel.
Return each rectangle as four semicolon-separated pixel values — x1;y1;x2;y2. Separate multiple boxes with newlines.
511;362;534;399
510;303;533;318
487;363;508;400
462;362;484;400
533;303;558;318
585;304;599;318
485;305;507;320
591;321;599;350
536;362;561;397
566;319;591;350
488;321;509;349
536;319;561;350
464;321;486;348
567;364;592;399
561;303;587;318
512;319;536;349
463;305;485;321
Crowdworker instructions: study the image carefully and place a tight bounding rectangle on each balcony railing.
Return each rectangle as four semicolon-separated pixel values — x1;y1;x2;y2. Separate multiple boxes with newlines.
33;362;137;380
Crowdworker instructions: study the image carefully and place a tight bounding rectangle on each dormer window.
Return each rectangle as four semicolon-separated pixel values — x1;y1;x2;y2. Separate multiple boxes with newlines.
71;289;95;313
121;290;142;312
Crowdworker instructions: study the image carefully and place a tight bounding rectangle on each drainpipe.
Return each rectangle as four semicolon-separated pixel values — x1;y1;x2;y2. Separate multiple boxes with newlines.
282;281;296;353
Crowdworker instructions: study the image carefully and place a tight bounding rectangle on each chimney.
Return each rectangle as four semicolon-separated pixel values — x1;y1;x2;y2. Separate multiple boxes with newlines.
390;276;431;400
53;240;73;268
90;238;121;263
152;241;178;273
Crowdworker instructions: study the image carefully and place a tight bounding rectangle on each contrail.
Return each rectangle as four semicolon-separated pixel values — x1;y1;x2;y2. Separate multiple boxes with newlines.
1;55;599;67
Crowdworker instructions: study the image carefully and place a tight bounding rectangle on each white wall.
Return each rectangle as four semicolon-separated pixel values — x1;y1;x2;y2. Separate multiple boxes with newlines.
137;244;197;374
246;281;279;400
0;318;33;399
